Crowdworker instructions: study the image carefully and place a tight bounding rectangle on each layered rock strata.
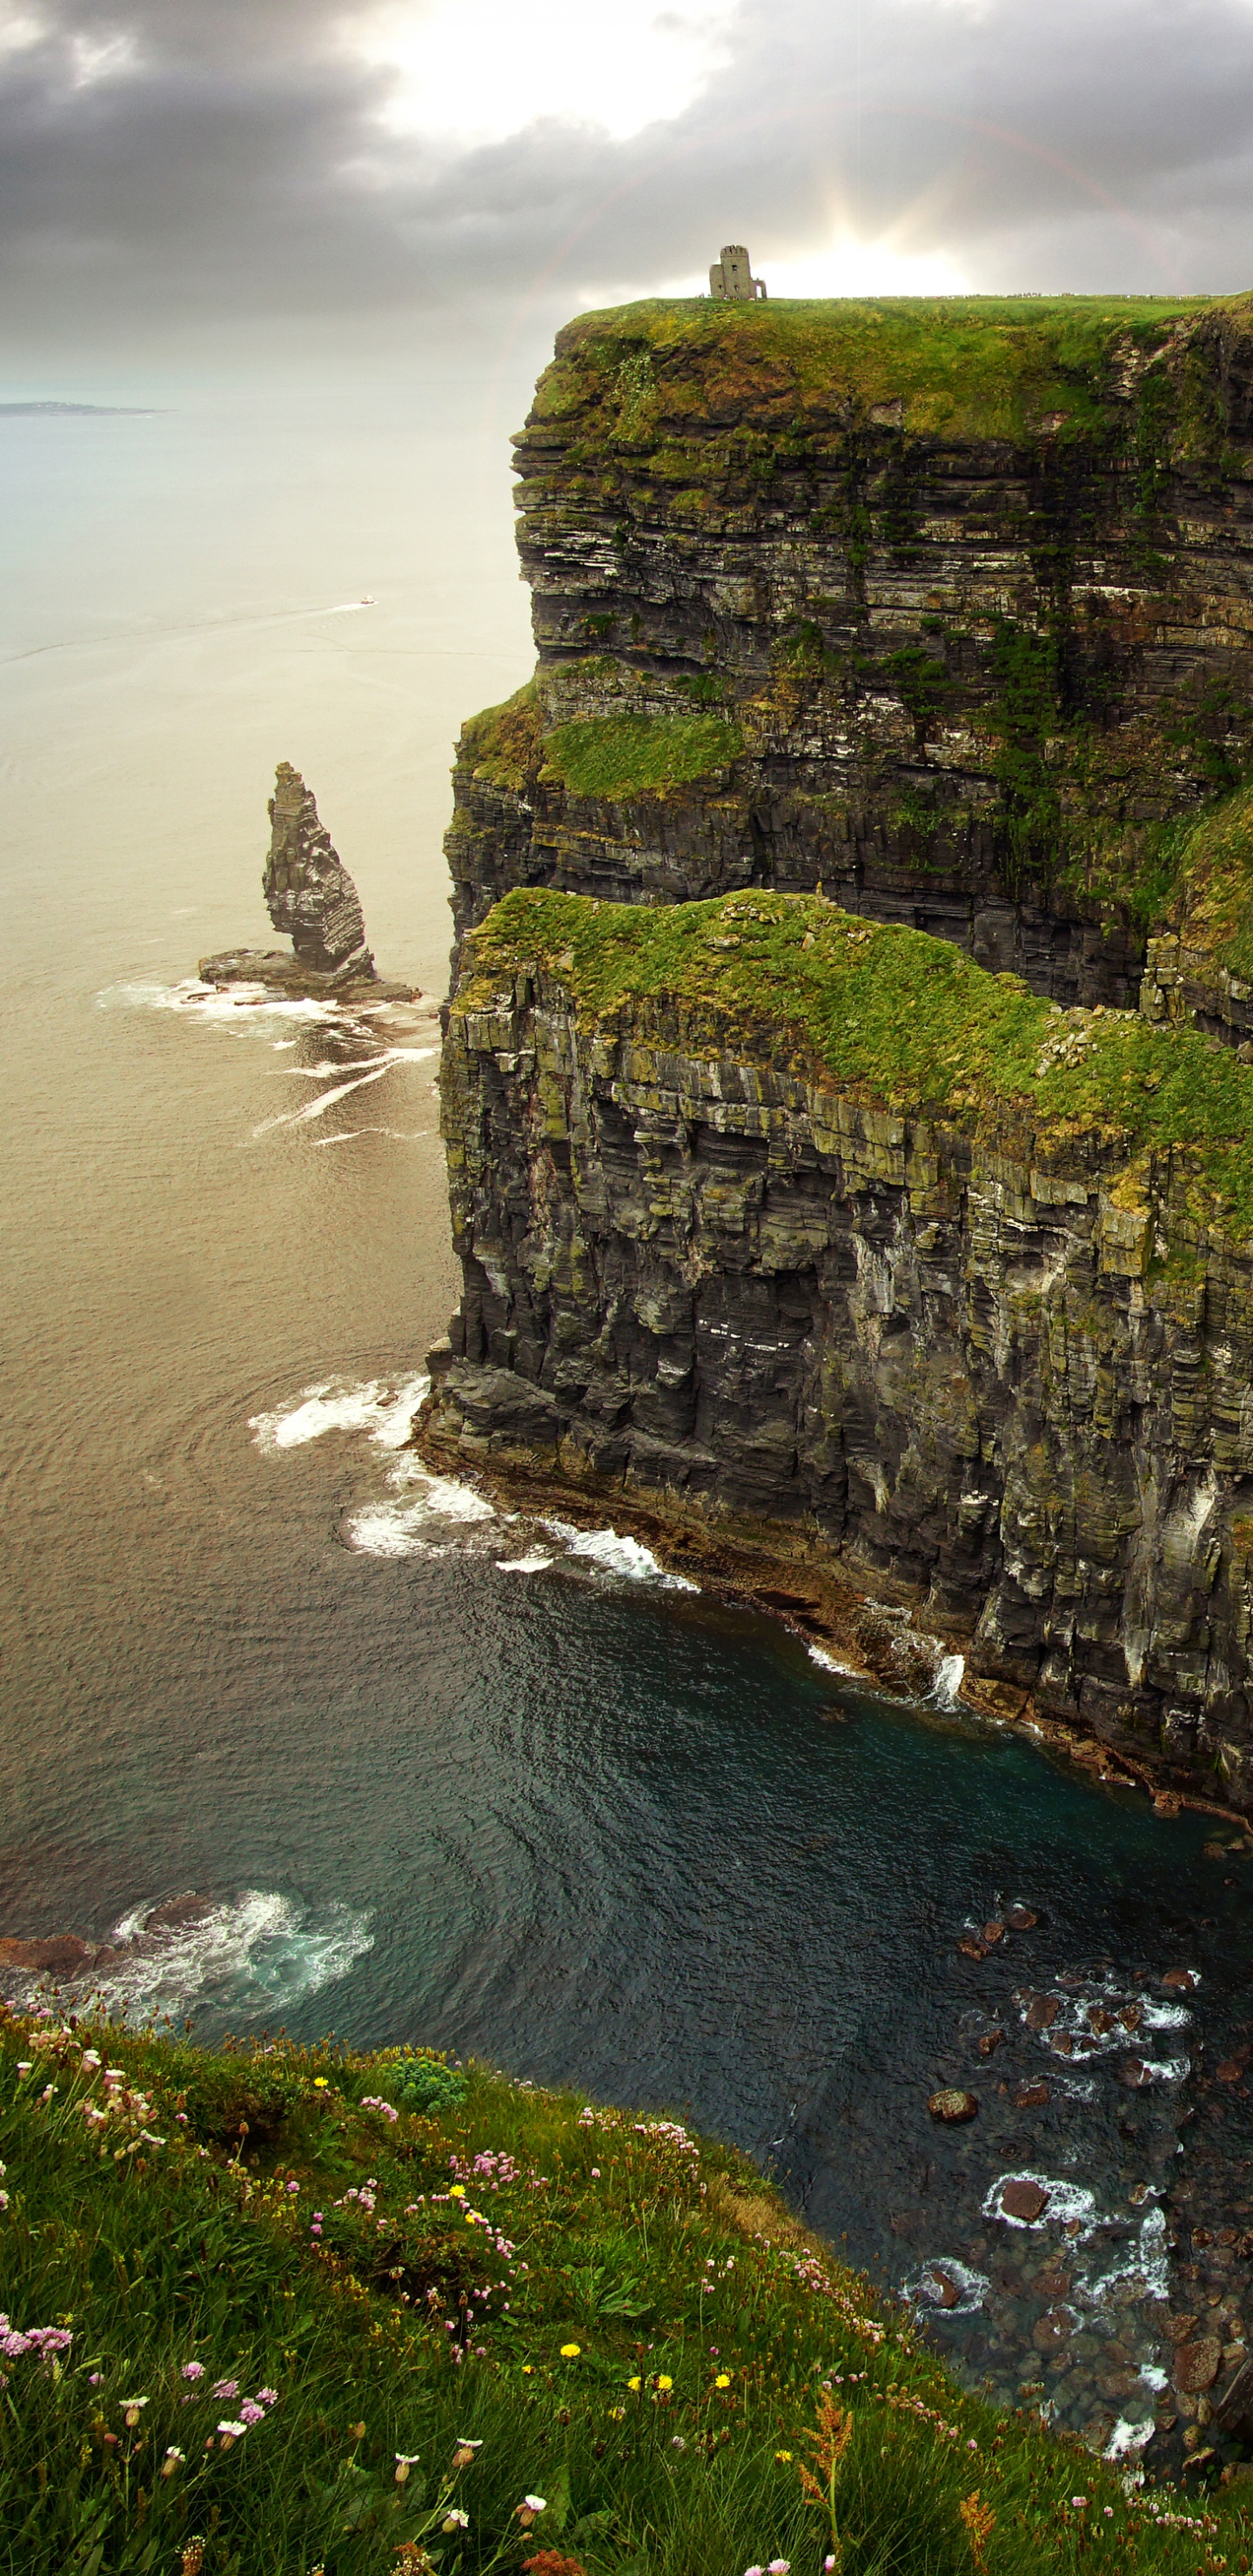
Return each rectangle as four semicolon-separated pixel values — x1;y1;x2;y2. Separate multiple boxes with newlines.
423;887;1253;1807
201;764;415;1002
447;294;1253;1006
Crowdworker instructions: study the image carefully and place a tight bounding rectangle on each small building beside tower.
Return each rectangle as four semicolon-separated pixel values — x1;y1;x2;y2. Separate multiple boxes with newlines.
708;245;767;302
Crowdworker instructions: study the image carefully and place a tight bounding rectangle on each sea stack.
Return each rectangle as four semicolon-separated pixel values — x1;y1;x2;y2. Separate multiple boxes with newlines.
199;764;415;1001
263;762;374;977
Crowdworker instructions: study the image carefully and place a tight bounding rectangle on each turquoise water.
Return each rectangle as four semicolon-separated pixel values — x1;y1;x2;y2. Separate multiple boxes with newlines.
3;397;1253;2465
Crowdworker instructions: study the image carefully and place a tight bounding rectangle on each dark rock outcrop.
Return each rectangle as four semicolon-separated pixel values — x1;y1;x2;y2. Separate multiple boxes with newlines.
446;294;1253;1007
263;761;373;976
422;888;1253;1809
200;764;416;1002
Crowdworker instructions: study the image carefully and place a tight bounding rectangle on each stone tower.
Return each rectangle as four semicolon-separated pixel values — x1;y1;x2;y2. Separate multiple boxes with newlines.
709;245;767;302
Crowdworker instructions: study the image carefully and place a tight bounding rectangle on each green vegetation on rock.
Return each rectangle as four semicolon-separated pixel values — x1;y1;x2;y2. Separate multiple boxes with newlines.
460;887;1253;1234
543;713;743;799
1;2005;1242;2574
534;294;1223;452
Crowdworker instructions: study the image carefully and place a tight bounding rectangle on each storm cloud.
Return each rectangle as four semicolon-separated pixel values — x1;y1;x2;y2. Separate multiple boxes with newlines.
4;0;1253;363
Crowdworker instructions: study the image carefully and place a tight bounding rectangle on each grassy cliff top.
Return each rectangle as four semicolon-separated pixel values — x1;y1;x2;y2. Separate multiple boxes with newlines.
0;2003;1241;2573
525;292;1243;448
459;887;1253;1232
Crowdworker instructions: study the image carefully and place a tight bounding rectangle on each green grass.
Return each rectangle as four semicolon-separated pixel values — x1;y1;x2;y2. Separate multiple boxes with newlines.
2;2005;1245;2576
1162;782;1253;983
530;294;1230;452
458;887;1253;1237
542;715;743;799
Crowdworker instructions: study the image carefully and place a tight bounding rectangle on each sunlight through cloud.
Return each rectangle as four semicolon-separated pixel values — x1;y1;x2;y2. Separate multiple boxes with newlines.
352;0;735;144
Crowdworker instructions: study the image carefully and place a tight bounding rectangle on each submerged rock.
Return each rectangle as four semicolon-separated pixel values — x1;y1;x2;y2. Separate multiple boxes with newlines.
928;2088;980;2123
199;764;416;1003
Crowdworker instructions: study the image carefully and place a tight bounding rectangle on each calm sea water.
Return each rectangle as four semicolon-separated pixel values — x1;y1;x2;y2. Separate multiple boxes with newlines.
4;392;1253;2461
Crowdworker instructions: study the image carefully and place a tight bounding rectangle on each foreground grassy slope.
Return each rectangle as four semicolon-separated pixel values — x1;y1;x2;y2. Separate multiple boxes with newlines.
460;887;1253;1235
0;2007;1241;2575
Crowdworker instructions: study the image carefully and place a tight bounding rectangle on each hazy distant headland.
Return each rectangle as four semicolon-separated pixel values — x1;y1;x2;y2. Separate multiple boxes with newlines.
0;400;164;416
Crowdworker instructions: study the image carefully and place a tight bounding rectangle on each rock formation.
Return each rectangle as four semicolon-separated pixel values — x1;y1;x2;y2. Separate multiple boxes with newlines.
262;762;373;976
445;292;1253;1006
423;877;1253;1810
422;294;1253;1805
200;764;416;1002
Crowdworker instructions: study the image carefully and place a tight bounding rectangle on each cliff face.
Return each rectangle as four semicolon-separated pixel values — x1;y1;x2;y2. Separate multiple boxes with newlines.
447;294;1253;1007
425;888;1253;1806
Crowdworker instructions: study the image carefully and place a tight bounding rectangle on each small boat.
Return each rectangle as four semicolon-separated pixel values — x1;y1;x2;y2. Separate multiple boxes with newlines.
359;594;376;606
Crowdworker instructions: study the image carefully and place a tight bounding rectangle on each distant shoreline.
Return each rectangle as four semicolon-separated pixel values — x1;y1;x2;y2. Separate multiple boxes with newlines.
0;401;164;417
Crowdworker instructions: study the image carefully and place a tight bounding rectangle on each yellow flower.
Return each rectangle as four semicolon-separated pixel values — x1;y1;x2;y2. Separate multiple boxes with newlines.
715;2373;731;2389
449;2184;466;2199
560;2343;581;2359
312;2076;329;2089
775;2448;793;2462
656;2374;673;2392
628;2376;641;2392
608;2406;625;2420
521;2365;533;2377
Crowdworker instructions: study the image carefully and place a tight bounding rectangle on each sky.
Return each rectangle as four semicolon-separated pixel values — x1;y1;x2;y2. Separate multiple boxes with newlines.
4;0;1253;394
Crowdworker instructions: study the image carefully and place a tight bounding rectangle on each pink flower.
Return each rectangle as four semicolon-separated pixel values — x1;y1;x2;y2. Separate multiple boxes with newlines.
238;2399;265;2425
256;2388;278;2406
212;2378;238;2400
180;2363;204;2381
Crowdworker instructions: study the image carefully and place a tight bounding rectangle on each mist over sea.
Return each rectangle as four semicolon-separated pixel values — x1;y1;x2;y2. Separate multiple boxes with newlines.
7;378;1253;2452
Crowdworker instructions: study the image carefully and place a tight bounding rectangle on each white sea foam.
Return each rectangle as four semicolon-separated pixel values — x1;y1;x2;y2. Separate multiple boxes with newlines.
905;2256;989;2315
1082;2207;1170;2309
20;1890;372;2023
251;1047;434;1137
983;2171;1098;2237
99;977;346;1023
1104;2416;1156;2459
540;1519;699;1590
495;1553;554;1573
250;1373;429;1455
807;1642;862;1678
345;1469;496;1559
932;1652;966;1709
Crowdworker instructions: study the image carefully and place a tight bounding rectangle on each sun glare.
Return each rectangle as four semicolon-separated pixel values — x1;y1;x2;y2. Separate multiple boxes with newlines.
352;0;735;145
767;238;971;298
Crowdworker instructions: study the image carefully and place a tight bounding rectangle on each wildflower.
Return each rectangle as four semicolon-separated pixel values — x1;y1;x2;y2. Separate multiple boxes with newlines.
256;2387;278;2406
442;2510;470;2532
238;2399;265;2426
313;2076;329;2088
560;2342;581;2358
959;2492;996;2575
715;2372;731;2388
120;2397;149;2428
180;2362;204;2381
218;2419;247;2445
181;2544;204;2576
628;2376;641;2391
517;2495;547;2527
672;2434;687;2452
162;2448;185;2478
89;2372;101;2387
521;2365;533;2376
212;2378;239;2399
449;2184;466;2198
452;2438;482;2468
744;2564;765;2574
590;2166;600;2177
825;2562;836;2573
1070;2497;1088;2510
395;2453;420;2485
775;2448;794;2462
656;2373;673;2392
768;2562;791;2573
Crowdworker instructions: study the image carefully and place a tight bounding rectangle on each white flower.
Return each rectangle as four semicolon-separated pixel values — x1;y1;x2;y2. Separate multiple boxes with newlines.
442;2509;470;2531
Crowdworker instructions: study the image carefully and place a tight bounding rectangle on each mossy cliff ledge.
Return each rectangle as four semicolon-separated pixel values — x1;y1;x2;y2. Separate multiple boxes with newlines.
423;889;1253;1808
449;295;1253;1005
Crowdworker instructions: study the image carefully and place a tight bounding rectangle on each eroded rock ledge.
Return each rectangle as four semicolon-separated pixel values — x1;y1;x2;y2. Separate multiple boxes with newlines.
421;886;1253;1809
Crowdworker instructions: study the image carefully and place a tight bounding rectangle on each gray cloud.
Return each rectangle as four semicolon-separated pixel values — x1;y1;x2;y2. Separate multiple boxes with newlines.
5;0;1253;365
